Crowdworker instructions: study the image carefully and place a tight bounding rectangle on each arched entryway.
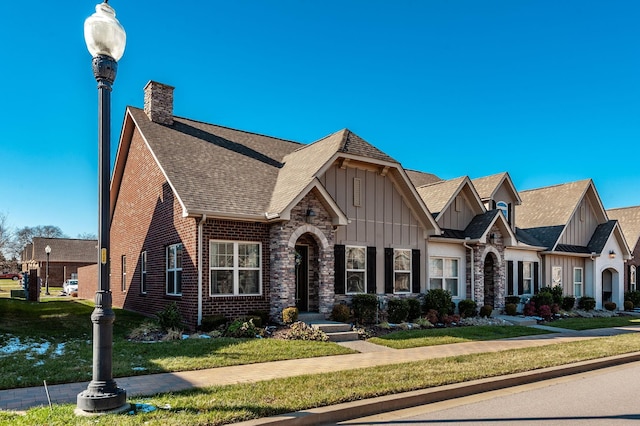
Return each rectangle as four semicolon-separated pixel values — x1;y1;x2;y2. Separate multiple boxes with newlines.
602;269;613;303
294;234;320;313
484;254;497;308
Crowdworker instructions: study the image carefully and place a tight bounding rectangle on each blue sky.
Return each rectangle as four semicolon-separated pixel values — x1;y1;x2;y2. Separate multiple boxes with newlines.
1;1;639;240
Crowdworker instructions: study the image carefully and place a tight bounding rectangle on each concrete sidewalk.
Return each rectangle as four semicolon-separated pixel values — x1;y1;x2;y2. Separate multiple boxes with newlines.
2;324;640;413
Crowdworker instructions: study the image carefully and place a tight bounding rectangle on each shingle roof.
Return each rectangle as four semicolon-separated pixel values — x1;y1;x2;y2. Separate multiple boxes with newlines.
416;177;467;215
607;206;640;250
26;238;98;263
471;173;507;201
465;210;501;240
587;220;617;254
406;170;442;187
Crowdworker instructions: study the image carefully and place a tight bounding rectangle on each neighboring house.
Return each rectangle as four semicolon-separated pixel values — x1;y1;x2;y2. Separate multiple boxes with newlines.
516;180;631;309
93;81;441;329
606;206;640;293
21;237;98;287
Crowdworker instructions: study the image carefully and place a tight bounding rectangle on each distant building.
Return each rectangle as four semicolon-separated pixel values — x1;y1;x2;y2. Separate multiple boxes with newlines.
21;238;97;287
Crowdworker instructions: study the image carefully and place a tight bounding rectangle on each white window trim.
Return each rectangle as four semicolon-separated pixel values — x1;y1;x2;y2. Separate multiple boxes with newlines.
523;261;533;295
631;265;637;292
393;248;412;294
121;255;126;292
166;243;183;296
429;257;460;297
346;245;366;295
497;201;509;222
209;240;262;297
573;267;583;297
140;250;147;294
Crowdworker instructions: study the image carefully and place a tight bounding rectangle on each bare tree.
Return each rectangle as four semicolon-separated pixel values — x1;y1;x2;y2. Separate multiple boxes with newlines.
0;213;11;255
77;232;97;240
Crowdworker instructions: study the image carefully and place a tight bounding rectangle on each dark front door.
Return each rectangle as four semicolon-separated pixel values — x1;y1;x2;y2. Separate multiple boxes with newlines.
484;255;495;308
295;245;309;312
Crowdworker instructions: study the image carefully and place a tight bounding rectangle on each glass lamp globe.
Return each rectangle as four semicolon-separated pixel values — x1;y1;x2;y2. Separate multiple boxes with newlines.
84;1;126;61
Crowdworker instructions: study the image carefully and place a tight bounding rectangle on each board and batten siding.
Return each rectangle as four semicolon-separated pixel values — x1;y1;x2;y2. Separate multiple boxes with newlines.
438;192;476;231
544;255;585;297
320;164;428;292
560;198;599;247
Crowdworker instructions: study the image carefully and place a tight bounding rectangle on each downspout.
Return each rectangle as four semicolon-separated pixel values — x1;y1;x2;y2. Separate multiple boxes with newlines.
463;237;474;300
197;214;207;327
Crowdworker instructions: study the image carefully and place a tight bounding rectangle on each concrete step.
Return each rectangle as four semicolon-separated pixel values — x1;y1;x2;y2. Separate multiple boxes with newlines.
298;312;326;322
324;330;361;342
311;322;353;334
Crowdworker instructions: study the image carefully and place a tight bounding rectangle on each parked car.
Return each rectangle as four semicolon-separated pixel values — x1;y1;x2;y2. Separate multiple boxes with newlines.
0;272;21;281
63;279;78;294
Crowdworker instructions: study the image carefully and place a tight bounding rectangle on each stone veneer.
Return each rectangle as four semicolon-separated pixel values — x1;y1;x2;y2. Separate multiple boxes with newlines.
269;192;336;322
144;81;174;125
470;225;506;309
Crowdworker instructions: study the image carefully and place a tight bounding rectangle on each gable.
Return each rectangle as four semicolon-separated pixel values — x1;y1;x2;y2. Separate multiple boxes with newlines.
560;196;600;246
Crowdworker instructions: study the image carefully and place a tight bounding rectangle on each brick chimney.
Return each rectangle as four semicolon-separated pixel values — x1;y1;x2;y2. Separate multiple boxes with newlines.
144;81;174;125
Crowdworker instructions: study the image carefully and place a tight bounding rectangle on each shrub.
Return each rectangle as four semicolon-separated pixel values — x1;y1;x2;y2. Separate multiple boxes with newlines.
561;296;576;311
156;302;183;332
128;320;163;341
577;296;596;311
604;301;617;311
407;298;422;321
537;304;552;321
441;314;461;326
225;318;261;338
282;306;299;324
161;328;183;341
414;317;433;328
330;303;351;323
625;290;640;307
352;294;378;324
283;321;328;341
479;305;493;318
504;303;517;316
248;310;269;326
457;299;477;318
524;301;536;317
387;299;410;323
624;300;634;311
551;303;560;315
424;289;453;321
531;290;554;309
425;309;439;324
200;314;227;332
505;296;520;305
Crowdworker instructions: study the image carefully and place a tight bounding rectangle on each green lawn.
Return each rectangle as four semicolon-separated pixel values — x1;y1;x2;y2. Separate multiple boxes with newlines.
543;315;640;330
368;325;552;349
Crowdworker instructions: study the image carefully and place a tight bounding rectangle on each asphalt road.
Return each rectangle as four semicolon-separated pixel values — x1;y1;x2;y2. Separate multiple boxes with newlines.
337;361;640;425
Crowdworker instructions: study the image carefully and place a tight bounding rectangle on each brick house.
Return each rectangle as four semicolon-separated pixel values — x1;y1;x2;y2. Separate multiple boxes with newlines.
90;81;441;329
607;206;640;294
21;237;97;288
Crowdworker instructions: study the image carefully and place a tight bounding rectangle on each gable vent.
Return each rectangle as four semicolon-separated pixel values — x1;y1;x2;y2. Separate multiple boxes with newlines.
353;178;362;207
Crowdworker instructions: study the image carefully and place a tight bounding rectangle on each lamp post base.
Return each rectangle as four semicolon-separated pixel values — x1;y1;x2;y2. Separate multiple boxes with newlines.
76;386;128;414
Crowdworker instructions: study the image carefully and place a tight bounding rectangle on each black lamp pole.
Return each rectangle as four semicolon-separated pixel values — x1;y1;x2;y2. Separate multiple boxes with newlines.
45;245;51;295
77;1;127;414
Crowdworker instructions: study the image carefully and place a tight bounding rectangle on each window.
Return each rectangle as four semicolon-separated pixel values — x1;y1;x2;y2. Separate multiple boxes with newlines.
346;246;366;294
574;267;583;297
631;266;637;292
210;241;261;296
140;251;147;294
497;201;509;222
166;243;183;296
394;249;411;293
552;266;562;288
121;255;126;292
429;257;459;296
522;262;533;294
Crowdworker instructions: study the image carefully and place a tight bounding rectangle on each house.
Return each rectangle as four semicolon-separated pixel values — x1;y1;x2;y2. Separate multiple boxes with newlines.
21;237;98;287
516;180;631;309
606;206;640;293
93;81;442;329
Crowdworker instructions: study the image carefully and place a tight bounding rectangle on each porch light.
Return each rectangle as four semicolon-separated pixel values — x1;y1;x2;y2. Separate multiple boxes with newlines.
306;208;316;223
609;250;616;259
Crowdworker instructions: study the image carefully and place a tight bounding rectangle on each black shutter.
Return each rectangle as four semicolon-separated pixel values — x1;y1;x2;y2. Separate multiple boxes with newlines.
366;247;376;294
384;248;394;294
507;261;514;295
533;262;540;293
334;245;345;294
517;261;524;295
508;203;513;224
492;200;497;210
412;249;421;293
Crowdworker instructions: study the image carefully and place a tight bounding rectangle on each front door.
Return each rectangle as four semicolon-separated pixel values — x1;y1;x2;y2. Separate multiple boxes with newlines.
484;255;495;308
295;245;309;312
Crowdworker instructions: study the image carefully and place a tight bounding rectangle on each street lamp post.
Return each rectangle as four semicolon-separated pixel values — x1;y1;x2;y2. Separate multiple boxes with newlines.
44;245;51;295
76;0;127;414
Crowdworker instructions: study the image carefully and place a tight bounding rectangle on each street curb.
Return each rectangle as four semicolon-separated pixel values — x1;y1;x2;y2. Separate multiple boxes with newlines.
236;351;640;425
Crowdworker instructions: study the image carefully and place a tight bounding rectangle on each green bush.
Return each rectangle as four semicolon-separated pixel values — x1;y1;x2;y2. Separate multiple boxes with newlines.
577;296;596;311
225;318;261;338
625;290;640;307
457;299;477;318
561;296;576;311
330;304;351;323
156;302;183;332
505;296;520;305
423;289;453;321
247;310;269;326
604;301;617;311
407;298;422;321
479;305;493;318
504;303;517;316
352;294;378;324
387;299;410;323
531;289;554;309
200;314;227;332
282;306;299;324
624;300;634;311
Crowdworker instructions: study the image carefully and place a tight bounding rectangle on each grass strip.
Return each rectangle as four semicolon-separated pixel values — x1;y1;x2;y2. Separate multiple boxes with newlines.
4;332;640;426
542;316;640;330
